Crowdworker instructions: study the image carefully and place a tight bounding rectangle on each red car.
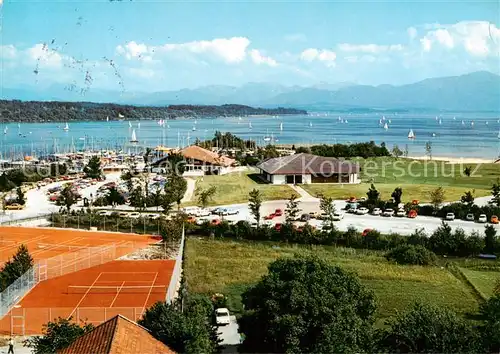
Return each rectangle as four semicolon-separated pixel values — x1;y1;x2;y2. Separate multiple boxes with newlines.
274;223;282;231
274;209;283;216
264;213;276;220
408;210;418;218
362;228;373;237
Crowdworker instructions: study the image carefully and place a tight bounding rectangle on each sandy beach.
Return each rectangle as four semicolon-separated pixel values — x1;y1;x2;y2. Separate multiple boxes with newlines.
407;155;499;164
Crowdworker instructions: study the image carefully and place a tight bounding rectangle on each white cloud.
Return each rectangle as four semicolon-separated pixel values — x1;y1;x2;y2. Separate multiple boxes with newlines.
249;49;278;66
284;33;307;42
338;43;403;53
300;48;336;66
27;43;64;68
116;41;150;61
0;45;17;59
159;37;250;64
419;21;499;56
407;27;418;40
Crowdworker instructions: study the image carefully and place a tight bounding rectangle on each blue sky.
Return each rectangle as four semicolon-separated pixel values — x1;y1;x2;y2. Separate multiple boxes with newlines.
1;0;499;94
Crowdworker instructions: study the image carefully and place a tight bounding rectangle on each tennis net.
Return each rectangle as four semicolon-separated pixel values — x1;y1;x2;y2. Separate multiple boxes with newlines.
66;285;166;295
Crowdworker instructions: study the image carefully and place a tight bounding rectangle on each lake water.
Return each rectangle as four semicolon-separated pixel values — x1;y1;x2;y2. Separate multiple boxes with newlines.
1;112;499;160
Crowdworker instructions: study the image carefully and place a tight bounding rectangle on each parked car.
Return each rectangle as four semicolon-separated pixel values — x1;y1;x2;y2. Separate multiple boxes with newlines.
371;208;382;215
346;205;357;214
382;209;395;217
96;210;110;216
407;210;418;218
300;213;311;221
210;219;221;226
128;212;141;219
215;308;231;326
491;215;499;224
225;208;239;215
118;212;128;218
274;209;283;216
478;214;487;223
211;207;224;215
466;213;475;221
332;212;344;221
186;216;197;224
309;211;321;219
356;207;369;215
445;212;455;221
362;228;373;236
396;209;406;217
194;209;211;217
264;213;276;220
5;203;24;210
183;206;201;215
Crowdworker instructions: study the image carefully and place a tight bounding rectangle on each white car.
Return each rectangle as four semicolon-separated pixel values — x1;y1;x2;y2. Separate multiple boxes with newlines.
215;308;231;326
466;213;475;221
332;212;344;221
396;209;406;217
382;209;395;217
356;207;369;215
128;212;141;219
478;214;487;223
445;213;455;221
194;208;211;217
96;210;110;216
226;208;239;215
371;208;382;215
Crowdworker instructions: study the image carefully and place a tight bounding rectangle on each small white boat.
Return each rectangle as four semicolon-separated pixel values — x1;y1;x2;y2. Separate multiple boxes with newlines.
263;136;271;142
471;121;475;127
408;129;415;139
118;113;124;118
438;119;442;125
138;122;141;129
63;123;69;131
130;129;138;143
432;133;436;137
248;122;253;129
106;116;109;122
3;127;7;135
309;122;313;127
280;122;283;131
383;123;388;130
344;119;348;124
461;120;465;125
192;126;196;131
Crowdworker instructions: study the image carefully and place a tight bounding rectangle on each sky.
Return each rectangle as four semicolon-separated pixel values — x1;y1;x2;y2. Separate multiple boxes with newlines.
0;0;499;95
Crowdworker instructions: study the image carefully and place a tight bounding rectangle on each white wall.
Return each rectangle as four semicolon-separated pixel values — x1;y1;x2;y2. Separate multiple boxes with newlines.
271;174;286;185
302;174;312;184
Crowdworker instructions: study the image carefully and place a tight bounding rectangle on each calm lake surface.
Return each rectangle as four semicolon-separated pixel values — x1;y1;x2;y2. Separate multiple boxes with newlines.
1;112;499;159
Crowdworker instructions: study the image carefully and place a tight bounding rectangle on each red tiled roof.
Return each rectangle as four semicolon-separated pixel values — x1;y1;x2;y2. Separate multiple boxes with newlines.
58;315;175;354
181;145;235;167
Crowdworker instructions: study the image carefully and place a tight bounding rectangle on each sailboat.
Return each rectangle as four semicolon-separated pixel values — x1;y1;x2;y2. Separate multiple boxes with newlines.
453;116;456;120
130;129;138;143
279;122;283;131
471;121;475;127
138;122;141;129
192;125;196;131
248;122;252;129
388;119;392;123
118;113;124;118
379;119;383;125
438;119;442;125
263;129;271;142
63;122;69;131
408;129;415;139
106;116;109;122
3;127;7;135
309;122;313;127
498;130;500;139
128;121;132;128
383;123;389;130
461;120;465;125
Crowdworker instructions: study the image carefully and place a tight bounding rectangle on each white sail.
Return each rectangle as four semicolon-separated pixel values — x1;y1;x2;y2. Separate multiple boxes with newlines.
138;122;141;129
3;127;7;135
192;126;196;131
379;119;382;125
118;113;124;118
106;116;109;122
130;129;138;142
461;120;465;125
383;123;388;130
63;123;69;131
498;130;500;139
309;122;313;127
438;119;442;125
453;116;456;120
128;121;132;128
280;122;283;131
471;121;474;127
388;119;392;123
408;129;415;139
249;122;252;129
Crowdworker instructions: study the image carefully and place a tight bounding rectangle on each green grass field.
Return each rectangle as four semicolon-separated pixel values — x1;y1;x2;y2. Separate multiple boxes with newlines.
188;170;298;206
459;267;499;299
301;157;498;202
302;183;490;202
185;238;481;324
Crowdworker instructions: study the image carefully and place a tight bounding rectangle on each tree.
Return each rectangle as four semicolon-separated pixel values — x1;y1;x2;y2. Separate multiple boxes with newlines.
367;183;380;203
492;178;500;206
391;187;403;205
196;186;217;209
105;186;125;207
0;244;34;291
248;188;262;225
392;145;403;158
56;184;77;212
479;294;500;352
377;302;479;353
129;186;147;211
319;194;336;232
143;147;152;166
430;186;445;210
165;174;187;209
285;194;300;224
24;317;94;354
385;244;437;266
165;152;186;175
238;255;376;353
83;155;102;179
461;190;475;207
484;224;498;254
464;166;472;177
139;296;219;354
425;141;432;160
295;146;310;154
16;187;25;205
149;185;164;211
160;193;175;215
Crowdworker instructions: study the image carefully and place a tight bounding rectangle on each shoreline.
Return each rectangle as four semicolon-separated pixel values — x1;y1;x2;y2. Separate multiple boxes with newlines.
405;155;498;164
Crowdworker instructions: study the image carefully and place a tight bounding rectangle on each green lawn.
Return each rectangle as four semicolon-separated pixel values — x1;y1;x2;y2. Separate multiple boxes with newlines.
302;183;490;203
187;170;298;206
185;238;480;324
459;267;499;299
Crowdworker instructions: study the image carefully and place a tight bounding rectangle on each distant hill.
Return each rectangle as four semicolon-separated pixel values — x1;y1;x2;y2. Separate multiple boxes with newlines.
2;71;499;111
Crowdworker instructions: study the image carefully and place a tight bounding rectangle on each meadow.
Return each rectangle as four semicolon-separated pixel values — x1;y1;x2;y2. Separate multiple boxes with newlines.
184;238;489;325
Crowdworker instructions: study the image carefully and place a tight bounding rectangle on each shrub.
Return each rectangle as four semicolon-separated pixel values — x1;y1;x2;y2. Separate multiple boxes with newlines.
385;244;437;266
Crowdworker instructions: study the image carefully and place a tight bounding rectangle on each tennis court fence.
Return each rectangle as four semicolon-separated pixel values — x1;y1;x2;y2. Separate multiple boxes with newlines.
0;241;142;317
2;306;146;335
166;225;185;304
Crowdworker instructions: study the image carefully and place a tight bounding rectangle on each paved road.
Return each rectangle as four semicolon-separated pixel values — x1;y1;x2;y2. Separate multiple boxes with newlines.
218;316;241;346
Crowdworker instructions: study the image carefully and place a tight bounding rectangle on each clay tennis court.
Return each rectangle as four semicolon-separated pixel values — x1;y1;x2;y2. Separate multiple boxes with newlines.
0;226;161;264
0;260;175;335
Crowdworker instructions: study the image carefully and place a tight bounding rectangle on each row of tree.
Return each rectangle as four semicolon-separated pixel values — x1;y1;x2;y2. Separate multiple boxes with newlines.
296;141;391;158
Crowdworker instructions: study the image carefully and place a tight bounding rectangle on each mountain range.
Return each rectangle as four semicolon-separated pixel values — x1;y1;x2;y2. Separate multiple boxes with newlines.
2;71;499;111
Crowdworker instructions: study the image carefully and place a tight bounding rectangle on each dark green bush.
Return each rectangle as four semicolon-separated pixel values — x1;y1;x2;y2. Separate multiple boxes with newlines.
385;244;437;266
